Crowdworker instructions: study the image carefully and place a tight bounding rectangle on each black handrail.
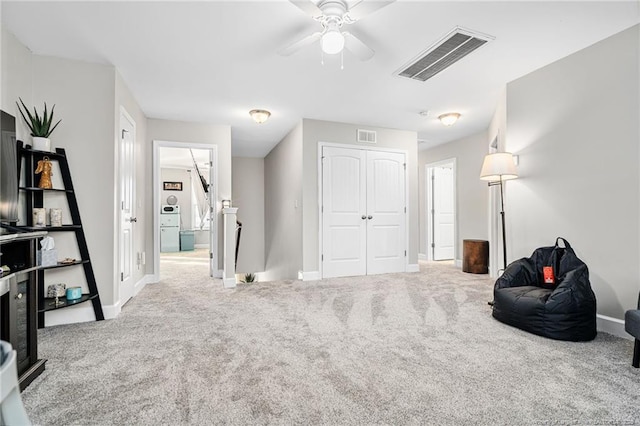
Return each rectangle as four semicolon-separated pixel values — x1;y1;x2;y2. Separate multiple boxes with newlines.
235;220;242;269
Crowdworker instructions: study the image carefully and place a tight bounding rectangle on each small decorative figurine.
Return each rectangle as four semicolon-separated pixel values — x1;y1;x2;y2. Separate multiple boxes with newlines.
35;156;53;189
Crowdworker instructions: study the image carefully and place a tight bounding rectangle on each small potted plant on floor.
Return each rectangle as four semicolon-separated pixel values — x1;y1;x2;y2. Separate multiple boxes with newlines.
241;273;256;284
16;97;62;152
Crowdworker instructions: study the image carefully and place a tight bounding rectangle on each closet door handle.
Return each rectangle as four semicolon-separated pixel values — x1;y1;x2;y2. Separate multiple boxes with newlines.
367;215;373;220
361;215;367;220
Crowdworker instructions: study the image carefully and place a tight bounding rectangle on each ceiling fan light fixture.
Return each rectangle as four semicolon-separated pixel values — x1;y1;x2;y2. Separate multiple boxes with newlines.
249;109;271;124
438;112;461;126
321;29;345;55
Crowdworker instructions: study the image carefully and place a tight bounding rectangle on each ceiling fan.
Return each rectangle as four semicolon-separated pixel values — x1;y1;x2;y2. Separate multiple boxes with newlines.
279;0;396;61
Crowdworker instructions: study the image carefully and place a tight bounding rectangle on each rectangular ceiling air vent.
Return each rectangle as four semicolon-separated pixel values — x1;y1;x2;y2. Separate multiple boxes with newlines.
396;27;493;82
357;129;377;144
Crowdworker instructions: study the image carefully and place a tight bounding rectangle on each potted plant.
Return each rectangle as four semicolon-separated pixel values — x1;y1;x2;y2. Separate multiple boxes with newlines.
16;97;62;152
241;273;256;283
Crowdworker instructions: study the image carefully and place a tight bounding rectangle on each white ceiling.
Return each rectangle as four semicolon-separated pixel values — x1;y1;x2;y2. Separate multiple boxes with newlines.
3;1;638;157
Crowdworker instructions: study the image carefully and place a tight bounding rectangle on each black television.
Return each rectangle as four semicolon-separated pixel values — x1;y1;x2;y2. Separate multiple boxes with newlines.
0;110;19;226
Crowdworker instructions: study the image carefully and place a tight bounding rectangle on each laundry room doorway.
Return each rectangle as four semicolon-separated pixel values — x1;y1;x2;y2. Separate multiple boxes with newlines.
153;141;218;280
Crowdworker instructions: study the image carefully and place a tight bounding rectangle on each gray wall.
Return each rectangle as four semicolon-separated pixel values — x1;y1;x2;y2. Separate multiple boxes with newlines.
232;157;265;274
263;123;303;281
1;31;120;315
147;119;232;272
418;130;490;262
301;119;419;274
505;25;639;318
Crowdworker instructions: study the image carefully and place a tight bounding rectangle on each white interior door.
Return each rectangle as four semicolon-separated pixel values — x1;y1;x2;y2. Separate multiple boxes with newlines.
366;150;406;274
322;146;406;278
433;165;454;260
322;147;367;278
119;110;135;305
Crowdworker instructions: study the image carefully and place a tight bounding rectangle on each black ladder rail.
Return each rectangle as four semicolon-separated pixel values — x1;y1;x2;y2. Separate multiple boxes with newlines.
20;146;105;327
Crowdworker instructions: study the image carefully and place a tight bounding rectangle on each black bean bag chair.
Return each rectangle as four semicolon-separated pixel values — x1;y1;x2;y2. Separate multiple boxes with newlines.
625;292;640;367
492;238;597;341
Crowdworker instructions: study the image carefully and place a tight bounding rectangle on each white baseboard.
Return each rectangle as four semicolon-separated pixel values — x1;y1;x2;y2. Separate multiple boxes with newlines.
597;314;632;340
418;253;428;261
406;264;419;273
300;271;320;281
223;277;236;288
133;274;153;296
454;259;462;268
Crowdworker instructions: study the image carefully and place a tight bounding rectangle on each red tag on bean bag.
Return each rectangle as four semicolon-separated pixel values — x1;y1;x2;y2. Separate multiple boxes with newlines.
543;266;555;284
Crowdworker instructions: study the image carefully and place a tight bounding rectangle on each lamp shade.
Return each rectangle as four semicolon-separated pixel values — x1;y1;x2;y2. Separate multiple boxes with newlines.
480;152;518;181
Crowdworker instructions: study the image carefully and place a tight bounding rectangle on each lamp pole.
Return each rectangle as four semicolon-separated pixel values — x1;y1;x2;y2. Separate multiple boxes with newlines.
488;178;508;271
498;176;507;270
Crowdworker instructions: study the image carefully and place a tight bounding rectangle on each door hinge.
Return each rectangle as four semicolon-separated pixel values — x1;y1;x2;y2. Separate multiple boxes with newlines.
404;206;406;213
120;272;124;281
121;129;128;139
404;250;407;257
210;252;213;259
403;163;406;170
431;243;435;248
321;254;324;261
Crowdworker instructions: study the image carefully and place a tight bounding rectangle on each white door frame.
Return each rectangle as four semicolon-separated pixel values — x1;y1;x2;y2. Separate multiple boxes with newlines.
425;158;457;262
152;140;219;282
118;106;136;306
318;142;410;279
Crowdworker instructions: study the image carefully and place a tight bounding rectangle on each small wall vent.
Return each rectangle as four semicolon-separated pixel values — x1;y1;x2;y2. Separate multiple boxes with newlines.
396;27;493;82
357;129;377;144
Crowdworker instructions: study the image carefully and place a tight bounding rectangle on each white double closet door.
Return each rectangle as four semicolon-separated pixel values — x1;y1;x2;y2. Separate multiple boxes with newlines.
322;146;406;278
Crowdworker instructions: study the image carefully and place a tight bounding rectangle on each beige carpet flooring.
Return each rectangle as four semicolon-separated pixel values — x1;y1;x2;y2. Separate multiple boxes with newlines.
21;261;639;425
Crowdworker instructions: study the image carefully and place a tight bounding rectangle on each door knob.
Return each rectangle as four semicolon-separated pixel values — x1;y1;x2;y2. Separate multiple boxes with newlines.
129;217;137;223
15;293;23;300
361;215;367;220
368;215;373;220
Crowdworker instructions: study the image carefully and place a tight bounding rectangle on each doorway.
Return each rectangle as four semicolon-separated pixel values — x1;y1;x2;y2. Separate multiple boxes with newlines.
426;159;456;261
152;141;218;281
320;145;408;278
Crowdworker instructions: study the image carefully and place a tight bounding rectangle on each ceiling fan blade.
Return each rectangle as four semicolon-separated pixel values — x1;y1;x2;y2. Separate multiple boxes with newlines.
347;0;396;21
343;32;375;61
289;0;323;18
278;32;323;56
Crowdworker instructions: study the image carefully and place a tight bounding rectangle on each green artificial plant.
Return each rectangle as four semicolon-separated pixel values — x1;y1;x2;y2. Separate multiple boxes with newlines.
241;273;256;283
16;97;62;138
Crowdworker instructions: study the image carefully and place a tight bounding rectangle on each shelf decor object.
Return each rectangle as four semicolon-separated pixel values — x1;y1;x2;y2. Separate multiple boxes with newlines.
480;152;518;271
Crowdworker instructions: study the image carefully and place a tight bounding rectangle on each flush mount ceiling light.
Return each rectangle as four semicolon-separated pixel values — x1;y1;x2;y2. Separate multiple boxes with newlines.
438;112;461;126
249;109;271;124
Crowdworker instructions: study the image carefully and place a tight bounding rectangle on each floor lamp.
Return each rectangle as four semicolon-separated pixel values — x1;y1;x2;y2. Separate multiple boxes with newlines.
480;153;518;271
